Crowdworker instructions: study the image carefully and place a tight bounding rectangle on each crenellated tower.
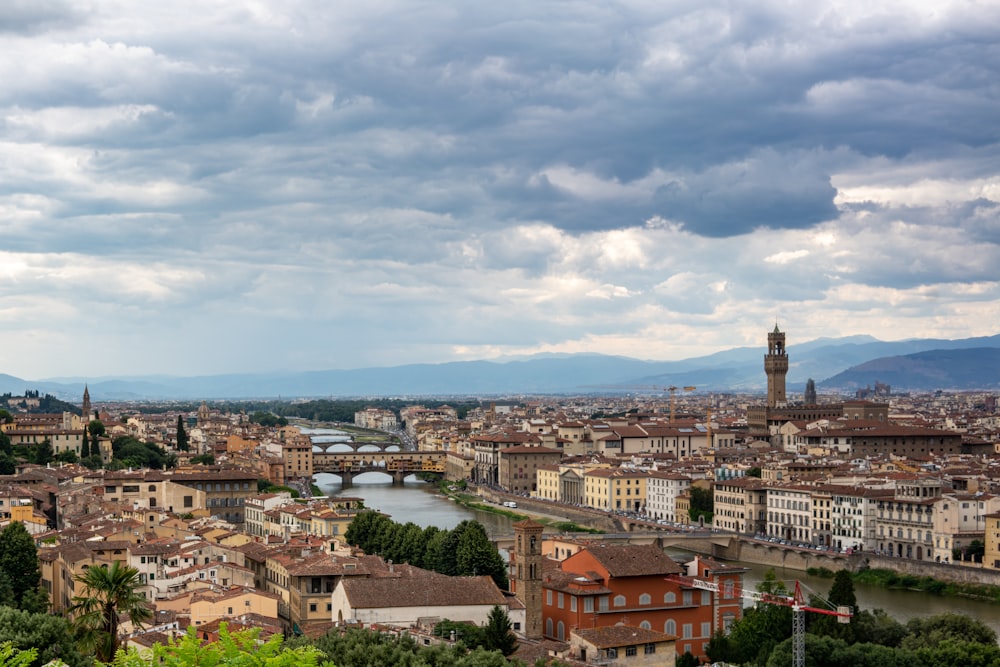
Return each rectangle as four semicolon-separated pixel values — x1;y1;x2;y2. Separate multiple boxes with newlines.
765;324;788;408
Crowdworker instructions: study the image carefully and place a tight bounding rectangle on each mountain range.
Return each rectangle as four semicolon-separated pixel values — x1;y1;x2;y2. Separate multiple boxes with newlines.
2;333;999;401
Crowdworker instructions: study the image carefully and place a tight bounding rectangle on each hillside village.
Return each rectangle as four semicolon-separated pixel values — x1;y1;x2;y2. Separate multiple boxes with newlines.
2;330;1000;664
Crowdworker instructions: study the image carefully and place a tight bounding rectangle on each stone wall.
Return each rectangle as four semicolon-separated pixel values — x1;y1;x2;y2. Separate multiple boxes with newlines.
857;554;1000;586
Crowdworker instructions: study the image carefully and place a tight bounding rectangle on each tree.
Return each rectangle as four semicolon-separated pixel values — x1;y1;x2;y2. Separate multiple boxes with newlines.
80;429;90;459
482;606;517;656
456;521;508;589
87;420;106;439
31;440;53;466
676;651;699;667
688;485;714;523
69;561;153;662
809;569;857;641
900;612;997;650
0;522;45;613
0;606;88;667
175;415;189;452
108;624;326;667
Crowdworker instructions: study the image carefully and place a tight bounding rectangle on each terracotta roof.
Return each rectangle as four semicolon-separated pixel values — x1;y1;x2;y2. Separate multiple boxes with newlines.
340;573;506;609
573;624;676;647
577;544;683;577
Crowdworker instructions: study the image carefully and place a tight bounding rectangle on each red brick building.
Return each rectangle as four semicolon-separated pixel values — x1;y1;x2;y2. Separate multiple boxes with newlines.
541;544;744;661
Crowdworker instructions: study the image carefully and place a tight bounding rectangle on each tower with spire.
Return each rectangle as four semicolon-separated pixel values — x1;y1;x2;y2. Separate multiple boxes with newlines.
81;385;92;421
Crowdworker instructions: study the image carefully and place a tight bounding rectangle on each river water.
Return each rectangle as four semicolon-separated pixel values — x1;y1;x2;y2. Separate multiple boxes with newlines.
306;428;1000;635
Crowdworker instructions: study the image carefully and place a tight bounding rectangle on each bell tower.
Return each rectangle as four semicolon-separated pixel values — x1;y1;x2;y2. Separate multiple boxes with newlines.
511;518;544;639
765;324;788;408
81;385;92;422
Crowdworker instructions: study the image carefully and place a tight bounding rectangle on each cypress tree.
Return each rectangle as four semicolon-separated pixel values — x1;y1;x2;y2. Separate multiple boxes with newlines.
176;415;189;452
80;430;90;459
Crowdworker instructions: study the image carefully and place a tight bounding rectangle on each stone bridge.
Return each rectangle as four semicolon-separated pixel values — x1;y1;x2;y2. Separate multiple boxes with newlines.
313;450;446;487
311;441;403;452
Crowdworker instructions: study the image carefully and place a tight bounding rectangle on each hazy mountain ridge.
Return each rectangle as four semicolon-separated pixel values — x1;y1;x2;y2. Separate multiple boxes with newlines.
819;348;1000;391
1;333;998;400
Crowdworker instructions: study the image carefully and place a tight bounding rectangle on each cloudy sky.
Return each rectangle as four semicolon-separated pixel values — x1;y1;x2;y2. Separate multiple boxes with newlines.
2;0;998;379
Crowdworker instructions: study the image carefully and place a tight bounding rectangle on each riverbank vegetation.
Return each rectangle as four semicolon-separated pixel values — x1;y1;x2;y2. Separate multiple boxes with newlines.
708;569;1000;666
806;566;1000;602
436;482;602;534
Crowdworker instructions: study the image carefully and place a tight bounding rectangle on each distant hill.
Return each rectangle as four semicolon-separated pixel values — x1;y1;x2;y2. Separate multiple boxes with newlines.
819;348;1000;391
3;333;998;400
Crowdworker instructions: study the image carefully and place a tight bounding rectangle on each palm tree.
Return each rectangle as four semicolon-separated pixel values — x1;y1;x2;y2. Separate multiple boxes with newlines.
69;561;152;662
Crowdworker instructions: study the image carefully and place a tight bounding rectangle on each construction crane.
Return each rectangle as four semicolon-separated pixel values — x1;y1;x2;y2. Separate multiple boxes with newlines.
668;575;851;667
581;383;696;423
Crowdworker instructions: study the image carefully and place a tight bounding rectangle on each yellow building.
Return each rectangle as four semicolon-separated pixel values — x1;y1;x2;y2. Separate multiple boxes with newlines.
282;438;314;481
984;513;1000;570
583;469;648;512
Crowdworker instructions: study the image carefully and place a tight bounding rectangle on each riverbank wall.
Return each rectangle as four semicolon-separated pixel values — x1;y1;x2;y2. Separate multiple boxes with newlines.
474;487;622;533
731;540;1000;587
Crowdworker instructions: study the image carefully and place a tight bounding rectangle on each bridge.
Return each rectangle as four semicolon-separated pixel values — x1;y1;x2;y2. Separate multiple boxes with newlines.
313;450;446;487
311;441;403;452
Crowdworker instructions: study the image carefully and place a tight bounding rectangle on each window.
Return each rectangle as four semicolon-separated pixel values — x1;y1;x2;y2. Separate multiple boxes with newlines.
702;590;711;605
664;592;676;604
639;593;651;605
183;496;193;508
606;648;617;659
640;621;651;630
665;620;676;635
546;619;553;637
546;590;552;605
599;596;609;612
644;643;656;655
558;593;564;609
625;646;637;657
584;597;594;613
227;607;233;614
683;623;693;638
702;622;711;637
613;594;626;607
683;591;693;606
570;597;577;612
309;603;317;612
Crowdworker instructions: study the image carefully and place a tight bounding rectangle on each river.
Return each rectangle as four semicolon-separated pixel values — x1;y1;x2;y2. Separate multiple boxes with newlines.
306;428;1000;635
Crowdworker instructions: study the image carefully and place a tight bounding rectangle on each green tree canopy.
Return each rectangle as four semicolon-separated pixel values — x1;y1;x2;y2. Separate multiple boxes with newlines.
482;605;517;656
87;420;106;438
0;522;45;613
0;606;88;667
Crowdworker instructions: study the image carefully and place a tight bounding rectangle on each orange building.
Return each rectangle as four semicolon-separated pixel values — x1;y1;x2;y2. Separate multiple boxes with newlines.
541;544;744;661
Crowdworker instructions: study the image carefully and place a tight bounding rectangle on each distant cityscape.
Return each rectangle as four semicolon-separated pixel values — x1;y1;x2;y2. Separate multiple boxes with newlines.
2;324;1000;664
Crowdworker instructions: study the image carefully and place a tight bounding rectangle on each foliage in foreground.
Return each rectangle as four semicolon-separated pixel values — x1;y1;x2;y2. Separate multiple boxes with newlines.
287;626;529;667
107;625;328;667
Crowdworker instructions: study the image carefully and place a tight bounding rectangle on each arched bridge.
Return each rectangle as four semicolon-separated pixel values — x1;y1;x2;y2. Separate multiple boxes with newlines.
313;450;446;487
311;441;403;452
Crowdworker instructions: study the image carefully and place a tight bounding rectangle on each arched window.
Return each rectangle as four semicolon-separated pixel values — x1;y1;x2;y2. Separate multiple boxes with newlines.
546;618;553;637
664;592;676;604
639;593;651;605
557;621;565;641
665;620;676;636
640;621;651;630
614;594;626;607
